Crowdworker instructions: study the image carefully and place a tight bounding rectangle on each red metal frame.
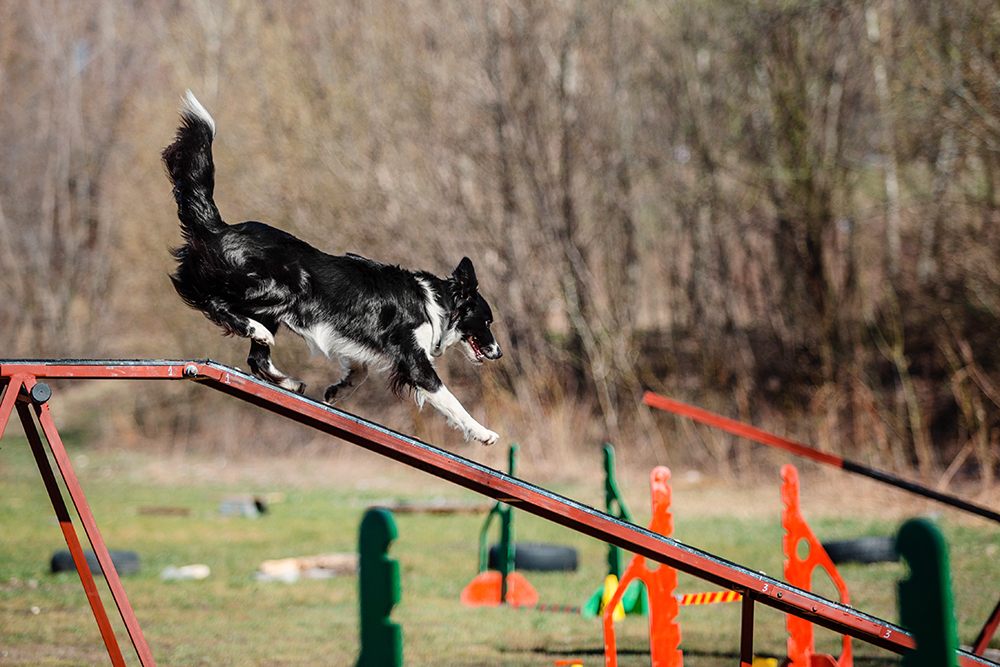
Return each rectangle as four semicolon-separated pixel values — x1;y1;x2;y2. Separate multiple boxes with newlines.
1;372;156;667
1;359;997;666
643;391;1000;524
975;599;1000;656
644;389;1000;654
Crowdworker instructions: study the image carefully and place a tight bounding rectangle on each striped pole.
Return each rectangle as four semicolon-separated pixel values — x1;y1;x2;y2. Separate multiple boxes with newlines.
532;590;742;614
643;391;1000;525
678;590;742;606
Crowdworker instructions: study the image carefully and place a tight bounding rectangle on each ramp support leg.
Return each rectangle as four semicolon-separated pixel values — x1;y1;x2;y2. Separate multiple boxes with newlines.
740;593;755;667
7;379;156;667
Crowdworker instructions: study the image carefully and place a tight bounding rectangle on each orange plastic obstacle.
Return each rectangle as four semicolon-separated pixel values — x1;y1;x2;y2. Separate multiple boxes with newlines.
604;467;683;667
781;465;852;667
460;569;539;607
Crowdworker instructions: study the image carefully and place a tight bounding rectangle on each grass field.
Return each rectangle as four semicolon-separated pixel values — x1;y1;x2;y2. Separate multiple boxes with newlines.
2;428;999;666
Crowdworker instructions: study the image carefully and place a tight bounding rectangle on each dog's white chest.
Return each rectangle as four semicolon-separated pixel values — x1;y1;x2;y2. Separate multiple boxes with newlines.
285;321;385;368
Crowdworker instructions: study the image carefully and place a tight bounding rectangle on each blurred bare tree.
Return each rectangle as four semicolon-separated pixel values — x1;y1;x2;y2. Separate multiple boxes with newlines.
0;0;153;355
1;0;997;481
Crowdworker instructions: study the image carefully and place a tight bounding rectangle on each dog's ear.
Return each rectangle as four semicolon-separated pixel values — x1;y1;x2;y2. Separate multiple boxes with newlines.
452;257;478;298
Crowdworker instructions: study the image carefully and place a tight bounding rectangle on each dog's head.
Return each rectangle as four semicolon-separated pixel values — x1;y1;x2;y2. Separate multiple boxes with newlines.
451;257;502;364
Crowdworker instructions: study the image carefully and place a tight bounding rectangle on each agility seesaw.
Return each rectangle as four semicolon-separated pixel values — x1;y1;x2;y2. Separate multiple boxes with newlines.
1;359;997;667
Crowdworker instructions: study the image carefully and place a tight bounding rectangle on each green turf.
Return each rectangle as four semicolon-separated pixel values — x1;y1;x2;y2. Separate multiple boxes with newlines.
1;434;998;666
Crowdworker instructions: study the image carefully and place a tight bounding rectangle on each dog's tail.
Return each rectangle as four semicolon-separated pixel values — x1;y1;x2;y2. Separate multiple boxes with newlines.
162;91;225;238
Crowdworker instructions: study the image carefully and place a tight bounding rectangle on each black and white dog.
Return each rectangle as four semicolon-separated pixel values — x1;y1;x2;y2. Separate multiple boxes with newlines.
163;92;501;444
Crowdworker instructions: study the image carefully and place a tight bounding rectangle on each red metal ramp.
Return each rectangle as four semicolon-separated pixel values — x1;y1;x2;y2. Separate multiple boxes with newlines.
1;359;996;667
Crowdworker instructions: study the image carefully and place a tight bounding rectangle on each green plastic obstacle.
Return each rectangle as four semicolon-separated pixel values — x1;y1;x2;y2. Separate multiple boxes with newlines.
357;508;403;667
461;443;540;607
582;444;648;617
896;517;959;667
478;444;518;596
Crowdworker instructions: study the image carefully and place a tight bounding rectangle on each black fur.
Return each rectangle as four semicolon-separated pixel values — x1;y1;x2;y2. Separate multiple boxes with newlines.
163;92;502;444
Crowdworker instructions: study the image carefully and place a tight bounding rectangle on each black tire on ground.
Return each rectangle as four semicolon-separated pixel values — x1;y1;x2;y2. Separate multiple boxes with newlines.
488;543;578;572
50;550;141;576
821;536;898;565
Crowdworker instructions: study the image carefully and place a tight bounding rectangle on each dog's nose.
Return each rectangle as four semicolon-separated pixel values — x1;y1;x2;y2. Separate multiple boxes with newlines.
486;343;502;360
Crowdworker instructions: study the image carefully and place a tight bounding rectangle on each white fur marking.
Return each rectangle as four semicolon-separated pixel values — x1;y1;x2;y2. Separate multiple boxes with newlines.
257;355;305;392
416;385;498;445
285;320;388;372
417;278;447;356
439;324;462;353
183;90;216;137
246;319;274;346
413;322;435;359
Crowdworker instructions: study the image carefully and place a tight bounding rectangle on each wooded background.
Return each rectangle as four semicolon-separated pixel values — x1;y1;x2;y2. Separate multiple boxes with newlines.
1;0;998;485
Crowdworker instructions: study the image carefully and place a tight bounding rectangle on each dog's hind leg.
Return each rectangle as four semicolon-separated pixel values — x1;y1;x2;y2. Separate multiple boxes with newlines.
323;360;368;404
244;318;275;347
247;339;307;394
203;298;277;347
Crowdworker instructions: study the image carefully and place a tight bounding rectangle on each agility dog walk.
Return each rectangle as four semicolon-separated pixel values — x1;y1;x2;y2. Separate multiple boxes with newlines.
2;359;996;667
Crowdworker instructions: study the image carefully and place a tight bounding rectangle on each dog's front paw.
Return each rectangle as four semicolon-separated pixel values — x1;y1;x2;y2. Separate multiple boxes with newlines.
475;428;499;446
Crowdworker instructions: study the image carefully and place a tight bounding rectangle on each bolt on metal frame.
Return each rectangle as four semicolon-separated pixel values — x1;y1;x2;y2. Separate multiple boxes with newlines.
1;359;997;667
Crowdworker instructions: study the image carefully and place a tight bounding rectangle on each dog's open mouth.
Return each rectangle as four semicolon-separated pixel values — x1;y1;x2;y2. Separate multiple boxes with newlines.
467;336;484;363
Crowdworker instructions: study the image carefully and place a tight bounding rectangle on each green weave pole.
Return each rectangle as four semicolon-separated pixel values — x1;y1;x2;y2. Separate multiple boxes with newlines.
582;444;647;617
357;508;403;667
497;445;517;602
897;518;958;667
602;443;634;578
475;444;518;601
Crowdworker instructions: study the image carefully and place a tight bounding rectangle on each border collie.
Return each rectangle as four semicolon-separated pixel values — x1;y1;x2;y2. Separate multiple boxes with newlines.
162;92;501;444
